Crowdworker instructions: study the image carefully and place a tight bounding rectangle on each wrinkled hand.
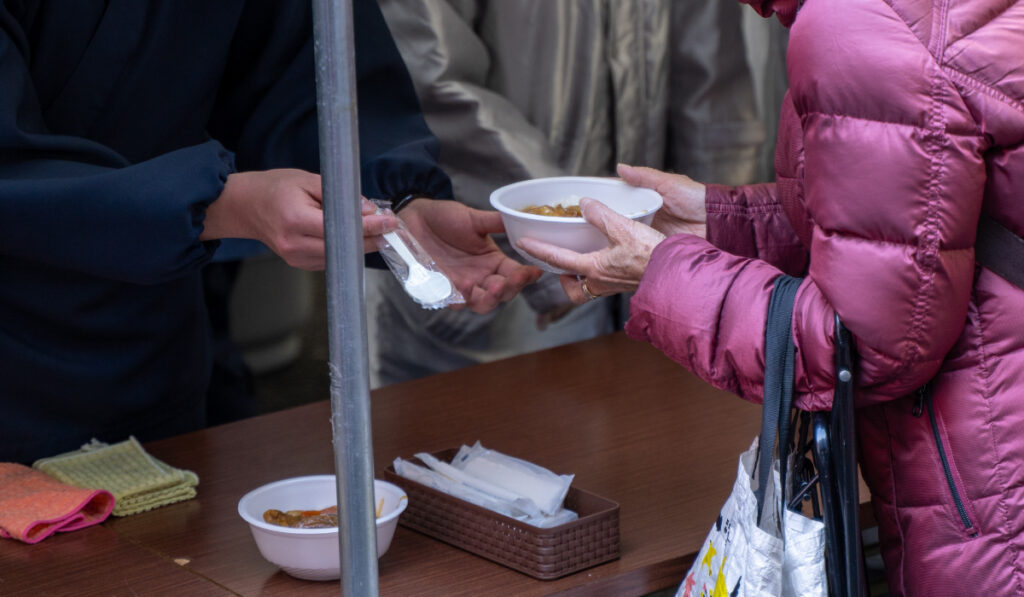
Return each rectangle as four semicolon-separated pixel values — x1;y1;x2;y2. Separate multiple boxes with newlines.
516;197;666;304
202;169;397;270
399;199;543;314
617;163;707;238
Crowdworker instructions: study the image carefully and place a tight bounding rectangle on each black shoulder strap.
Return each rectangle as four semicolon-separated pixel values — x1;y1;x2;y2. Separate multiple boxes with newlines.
975;212;1024;290
755;274;802;525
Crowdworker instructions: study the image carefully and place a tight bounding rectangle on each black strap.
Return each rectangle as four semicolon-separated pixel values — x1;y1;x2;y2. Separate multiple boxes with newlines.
755;275;802;525
389;192;423;214
975;212;1024;291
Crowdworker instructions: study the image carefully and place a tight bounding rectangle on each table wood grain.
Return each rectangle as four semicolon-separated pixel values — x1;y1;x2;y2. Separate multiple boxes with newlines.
106;332;764;596
0;524;229;596
4;331;802;596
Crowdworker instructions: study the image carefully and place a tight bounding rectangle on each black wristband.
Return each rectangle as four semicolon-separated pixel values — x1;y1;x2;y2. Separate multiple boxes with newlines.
389;193;421;214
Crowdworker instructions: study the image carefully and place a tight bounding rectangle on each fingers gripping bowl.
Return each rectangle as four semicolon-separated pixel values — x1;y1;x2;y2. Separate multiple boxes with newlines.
238;476;408;581
490;176;662;274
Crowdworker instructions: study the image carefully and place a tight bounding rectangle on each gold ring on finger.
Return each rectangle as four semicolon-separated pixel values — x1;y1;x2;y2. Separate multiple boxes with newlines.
580;277;599;301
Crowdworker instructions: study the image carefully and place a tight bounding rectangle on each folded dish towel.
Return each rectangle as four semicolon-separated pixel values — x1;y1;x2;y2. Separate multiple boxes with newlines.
33;437;198;517
0;463;115;543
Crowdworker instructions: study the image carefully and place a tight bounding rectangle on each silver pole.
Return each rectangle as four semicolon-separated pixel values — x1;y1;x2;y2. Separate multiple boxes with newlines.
310;0;379;595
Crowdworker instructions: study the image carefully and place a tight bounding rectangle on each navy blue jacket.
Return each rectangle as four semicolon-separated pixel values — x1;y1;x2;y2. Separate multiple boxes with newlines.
0;0;453;462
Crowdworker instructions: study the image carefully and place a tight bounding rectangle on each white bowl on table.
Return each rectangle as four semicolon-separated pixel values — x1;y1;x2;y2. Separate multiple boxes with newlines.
237;476;408;581
489;176;663;274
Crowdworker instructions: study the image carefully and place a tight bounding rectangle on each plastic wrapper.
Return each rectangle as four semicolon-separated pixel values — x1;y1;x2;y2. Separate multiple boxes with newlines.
451;441;573;516
392;458;539;522
373;201;464;309
392;442;578;528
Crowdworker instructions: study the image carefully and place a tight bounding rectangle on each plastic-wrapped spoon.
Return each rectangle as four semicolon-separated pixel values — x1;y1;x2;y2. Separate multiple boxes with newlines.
373;204;464;309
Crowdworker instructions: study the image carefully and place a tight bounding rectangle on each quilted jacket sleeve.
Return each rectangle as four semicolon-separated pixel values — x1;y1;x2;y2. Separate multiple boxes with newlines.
626;0;985;409
705;182;808;276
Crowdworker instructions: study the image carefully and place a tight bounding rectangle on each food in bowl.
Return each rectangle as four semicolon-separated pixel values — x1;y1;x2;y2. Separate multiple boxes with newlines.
262;498;386;529
490;176;662;274
520;203;582;218
263;505;339;529
238;476;408;581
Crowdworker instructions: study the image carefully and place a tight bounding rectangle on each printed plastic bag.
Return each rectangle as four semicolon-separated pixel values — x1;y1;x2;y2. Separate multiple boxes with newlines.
675;438;825;597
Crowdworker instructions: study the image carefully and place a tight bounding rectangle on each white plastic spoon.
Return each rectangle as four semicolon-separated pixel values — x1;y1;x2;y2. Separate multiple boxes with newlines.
383;230;454;306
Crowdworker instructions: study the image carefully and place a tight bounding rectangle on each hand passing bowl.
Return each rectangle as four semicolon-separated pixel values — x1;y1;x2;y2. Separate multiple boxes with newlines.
489;176;662;275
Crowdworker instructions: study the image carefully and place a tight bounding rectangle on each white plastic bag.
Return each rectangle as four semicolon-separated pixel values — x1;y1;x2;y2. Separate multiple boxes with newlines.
675;438;826;597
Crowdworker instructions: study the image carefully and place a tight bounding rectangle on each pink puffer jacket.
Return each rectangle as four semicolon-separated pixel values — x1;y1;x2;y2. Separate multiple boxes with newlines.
625;0;1024;595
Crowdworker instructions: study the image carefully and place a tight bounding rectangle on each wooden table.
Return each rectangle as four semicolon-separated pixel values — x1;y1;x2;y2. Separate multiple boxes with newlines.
0;332;774;596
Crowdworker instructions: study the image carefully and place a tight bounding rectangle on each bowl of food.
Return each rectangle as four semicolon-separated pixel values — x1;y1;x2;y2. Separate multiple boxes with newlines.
238;476;408;581
490;176;662;274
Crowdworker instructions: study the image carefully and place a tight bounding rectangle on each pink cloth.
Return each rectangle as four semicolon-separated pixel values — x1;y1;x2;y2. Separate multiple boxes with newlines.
0;463;115;544
627;1;1024;595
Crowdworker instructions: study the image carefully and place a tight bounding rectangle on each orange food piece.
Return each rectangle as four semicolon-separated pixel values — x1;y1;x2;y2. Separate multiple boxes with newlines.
263;505;339;529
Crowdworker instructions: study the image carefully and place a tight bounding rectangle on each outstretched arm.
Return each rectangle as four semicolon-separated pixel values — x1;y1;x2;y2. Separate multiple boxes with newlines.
202;169;398;270
630;0;985;408
618;162;808;275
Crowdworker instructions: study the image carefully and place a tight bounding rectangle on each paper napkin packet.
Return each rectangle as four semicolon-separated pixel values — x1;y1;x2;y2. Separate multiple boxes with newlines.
393;441;577;528
33;436;198;517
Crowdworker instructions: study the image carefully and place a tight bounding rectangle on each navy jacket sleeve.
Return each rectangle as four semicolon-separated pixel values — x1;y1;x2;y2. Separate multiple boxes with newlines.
0;5;231;285
1;0;452;285
207;0;454;203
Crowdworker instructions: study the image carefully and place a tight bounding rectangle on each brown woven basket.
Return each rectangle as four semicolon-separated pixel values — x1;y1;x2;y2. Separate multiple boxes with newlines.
384;449;620;580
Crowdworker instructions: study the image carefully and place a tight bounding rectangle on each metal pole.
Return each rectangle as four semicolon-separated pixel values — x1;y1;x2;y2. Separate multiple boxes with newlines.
310;0;378;595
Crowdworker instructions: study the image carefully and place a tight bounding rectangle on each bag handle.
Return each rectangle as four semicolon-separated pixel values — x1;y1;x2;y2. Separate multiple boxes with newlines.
754;274;802;525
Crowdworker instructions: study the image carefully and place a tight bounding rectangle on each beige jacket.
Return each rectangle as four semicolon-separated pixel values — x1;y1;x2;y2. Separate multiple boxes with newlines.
379;0;764;206
368;0;766;386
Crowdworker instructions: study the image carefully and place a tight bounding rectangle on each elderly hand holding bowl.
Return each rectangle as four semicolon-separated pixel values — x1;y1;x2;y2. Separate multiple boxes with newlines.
516;164;708;303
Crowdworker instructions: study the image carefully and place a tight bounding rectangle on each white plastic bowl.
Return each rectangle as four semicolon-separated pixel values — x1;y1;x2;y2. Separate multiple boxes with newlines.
238;476;408;581
490;176;662;274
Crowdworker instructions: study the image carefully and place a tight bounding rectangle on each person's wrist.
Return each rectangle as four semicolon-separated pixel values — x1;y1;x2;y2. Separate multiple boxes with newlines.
640;231;667;272
390;193;424;214
695;184;708;220
202;171;250;241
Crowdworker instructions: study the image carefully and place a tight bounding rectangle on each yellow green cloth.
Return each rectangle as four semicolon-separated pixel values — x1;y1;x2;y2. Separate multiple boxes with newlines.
33;437;198;517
